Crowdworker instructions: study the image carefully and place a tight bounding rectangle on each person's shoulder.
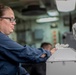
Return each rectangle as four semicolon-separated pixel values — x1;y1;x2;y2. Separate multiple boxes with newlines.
0;32;9;40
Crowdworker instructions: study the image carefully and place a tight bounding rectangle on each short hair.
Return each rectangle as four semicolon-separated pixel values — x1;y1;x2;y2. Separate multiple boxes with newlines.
40;42;52;48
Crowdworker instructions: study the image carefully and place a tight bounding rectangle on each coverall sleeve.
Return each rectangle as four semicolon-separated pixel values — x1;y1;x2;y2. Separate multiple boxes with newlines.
0;34;51;63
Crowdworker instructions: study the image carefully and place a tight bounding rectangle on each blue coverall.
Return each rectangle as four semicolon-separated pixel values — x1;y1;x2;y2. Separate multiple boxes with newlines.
0;32;51;75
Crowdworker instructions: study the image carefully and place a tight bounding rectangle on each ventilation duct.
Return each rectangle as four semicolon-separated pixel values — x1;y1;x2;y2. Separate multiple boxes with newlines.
21;5;47;16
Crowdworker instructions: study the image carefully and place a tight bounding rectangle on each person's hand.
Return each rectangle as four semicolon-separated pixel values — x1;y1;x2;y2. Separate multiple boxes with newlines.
41;54;46;58
50;48;57;54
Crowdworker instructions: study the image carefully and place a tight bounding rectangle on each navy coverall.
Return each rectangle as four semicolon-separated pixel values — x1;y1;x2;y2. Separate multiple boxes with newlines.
0;32;51;75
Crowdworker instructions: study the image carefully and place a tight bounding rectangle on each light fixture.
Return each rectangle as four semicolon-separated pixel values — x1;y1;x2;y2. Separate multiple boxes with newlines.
47;10;59;16
55;0;76;12
36;17;59;23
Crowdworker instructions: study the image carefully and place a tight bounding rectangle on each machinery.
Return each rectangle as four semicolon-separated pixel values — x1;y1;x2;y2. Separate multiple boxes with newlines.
46;48;76;75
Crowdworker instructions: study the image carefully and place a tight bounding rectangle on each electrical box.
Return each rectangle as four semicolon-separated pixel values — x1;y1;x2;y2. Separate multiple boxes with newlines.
34;29;44;40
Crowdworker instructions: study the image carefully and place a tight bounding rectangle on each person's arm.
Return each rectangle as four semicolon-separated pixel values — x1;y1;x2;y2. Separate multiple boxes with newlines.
0;33;50;63
38;48;52;58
